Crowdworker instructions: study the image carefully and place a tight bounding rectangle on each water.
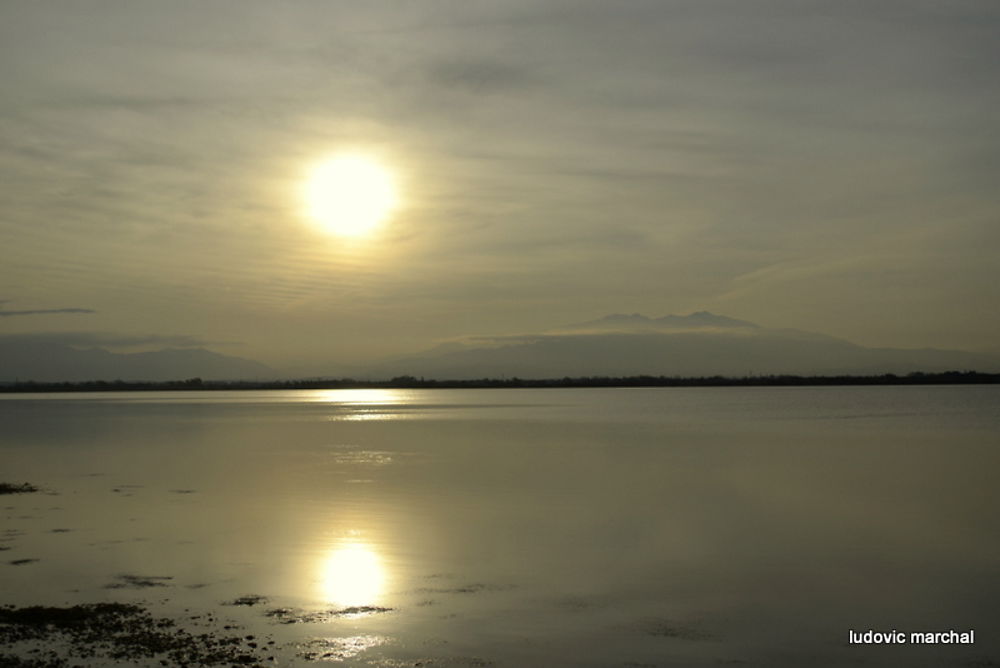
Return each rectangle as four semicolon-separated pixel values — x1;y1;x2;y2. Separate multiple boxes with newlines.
1;386;998;666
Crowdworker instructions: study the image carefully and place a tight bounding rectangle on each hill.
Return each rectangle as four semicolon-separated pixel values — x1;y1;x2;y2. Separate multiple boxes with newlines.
366;312;1000;379
0;339;272;382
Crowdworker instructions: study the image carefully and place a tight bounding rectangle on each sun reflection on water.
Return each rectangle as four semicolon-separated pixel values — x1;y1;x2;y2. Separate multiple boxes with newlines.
310;389;411;421
319;542;387;608
310;389;406;406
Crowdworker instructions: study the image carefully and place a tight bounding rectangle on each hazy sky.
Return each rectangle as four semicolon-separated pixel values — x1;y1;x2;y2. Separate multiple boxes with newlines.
2;1;998;370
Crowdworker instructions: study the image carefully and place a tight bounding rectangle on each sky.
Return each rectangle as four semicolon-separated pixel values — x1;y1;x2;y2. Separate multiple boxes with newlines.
2;0;998;371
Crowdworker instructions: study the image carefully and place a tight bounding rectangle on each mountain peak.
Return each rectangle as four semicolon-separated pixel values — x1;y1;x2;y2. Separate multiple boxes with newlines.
654;311;758;328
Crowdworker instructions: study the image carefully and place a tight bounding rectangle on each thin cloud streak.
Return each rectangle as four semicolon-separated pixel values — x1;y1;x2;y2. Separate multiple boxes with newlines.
0;307;95;317
0;332;241;349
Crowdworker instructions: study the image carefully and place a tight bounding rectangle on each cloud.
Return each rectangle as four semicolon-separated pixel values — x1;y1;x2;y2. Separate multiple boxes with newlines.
0;332;240;349
424;58;540;94
0;307;95;317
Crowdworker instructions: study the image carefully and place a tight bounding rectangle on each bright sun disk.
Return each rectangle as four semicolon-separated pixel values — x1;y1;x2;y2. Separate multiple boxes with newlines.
304;154;397;237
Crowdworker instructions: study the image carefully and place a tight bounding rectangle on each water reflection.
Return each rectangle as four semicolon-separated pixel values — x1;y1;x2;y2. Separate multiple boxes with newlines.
299;636;389;661
319;542;387;607
311;389;406;406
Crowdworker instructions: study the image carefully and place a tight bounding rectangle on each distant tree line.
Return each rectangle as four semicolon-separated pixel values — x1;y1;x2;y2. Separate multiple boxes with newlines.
0;370;997;393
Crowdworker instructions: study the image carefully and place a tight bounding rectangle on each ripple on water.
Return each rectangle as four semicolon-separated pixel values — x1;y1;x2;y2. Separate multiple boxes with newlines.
297;634;390;661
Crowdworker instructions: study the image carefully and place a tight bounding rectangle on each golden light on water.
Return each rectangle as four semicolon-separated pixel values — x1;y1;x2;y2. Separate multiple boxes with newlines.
319;542;386;607
303;154;398;238
312;388;406;405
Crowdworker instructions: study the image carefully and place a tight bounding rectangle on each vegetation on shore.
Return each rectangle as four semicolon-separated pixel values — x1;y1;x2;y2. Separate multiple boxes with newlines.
0;370;996;393
0;483;38;495
0;602;270;667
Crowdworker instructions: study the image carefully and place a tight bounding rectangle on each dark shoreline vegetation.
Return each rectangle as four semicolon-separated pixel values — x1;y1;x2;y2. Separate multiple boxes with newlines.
0;483;38;495
0;370;997;393
0;602;273;667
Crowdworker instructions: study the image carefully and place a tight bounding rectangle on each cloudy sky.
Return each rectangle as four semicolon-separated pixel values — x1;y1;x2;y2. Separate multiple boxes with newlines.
2;0;998;370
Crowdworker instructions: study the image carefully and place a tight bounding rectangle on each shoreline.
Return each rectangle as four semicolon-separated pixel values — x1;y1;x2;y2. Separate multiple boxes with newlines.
1;370;998;393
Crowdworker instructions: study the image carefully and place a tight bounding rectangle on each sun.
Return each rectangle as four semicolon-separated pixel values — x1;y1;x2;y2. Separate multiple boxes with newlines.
303;154;398;237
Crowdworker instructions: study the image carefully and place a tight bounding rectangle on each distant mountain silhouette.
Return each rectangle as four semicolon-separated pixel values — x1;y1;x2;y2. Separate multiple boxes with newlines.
366;312;1000;379
7;312;995;383
0;340;272;382
560;310;759;332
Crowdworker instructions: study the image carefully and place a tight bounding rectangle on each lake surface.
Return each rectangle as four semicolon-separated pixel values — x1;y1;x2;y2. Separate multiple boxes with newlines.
2;387;998;666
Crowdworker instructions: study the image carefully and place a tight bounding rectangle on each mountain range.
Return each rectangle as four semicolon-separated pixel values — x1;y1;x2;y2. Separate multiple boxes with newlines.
363;312;1000;379
0;339;271;383
3;312;998;382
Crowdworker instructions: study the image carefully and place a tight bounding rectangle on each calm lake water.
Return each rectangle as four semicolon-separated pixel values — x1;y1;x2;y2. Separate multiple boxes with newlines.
2;386;999;666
